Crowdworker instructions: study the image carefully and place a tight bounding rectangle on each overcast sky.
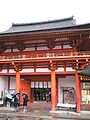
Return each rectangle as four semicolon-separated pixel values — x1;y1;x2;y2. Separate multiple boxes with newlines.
0;0;90;32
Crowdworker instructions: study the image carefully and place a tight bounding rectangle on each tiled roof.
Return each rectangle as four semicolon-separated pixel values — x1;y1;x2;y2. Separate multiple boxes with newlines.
77;64;90;77
1;16;76;34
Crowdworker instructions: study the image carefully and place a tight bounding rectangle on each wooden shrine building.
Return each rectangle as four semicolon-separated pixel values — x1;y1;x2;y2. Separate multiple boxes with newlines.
78;64;90;110
0;16;90;112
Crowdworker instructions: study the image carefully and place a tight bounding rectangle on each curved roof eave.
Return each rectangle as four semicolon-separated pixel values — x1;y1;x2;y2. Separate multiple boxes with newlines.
77;64;90;77
0;26;90;37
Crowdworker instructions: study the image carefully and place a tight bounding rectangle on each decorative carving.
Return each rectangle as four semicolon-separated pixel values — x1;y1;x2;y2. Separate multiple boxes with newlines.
0;41;6;54
46;39;55;50
0;64;2;72
69;33;82;51
12;62;22;72
81;59;89;69
49;61;57;70
86;59;88;66
75;59;80;70
15;41;25;52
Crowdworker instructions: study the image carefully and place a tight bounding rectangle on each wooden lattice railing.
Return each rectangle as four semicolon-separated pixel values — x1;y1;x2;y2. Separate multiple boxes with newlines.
0;51;90;60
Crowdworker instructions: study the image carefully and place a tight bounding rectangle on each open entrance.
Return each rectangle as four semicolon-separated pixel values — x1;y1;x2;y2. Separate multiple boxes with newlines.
33;88;51;102
20;75;51;104
31;81;51;103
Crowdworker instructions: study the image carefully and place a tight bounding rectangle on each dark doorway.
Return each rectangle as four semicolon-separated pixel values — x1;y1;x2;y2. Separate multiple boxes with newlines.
34;88;51;102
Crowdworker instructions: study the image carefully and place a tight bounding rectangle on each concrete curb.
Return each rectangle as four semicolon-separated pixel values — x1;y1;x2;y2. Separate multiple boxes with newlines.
50;110;90;120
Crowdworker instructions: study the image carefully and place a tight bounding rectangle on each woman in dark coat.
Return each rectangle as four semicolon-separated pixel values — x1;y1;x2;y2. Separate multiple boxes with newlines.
23;94;28;112
13;95;19;112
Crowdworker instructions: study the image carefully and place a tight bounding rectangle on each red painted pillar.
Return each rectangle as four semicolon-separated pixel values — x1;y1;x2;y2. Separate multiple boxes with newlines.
75;71;81;112
51;70;56;111
8;77;10;90
15;71;20;93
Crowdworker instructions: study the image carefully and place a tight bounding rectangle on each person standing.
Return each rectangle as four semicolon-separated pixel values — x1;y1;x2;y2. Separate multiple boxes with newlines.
23;93;28;112
5;91;12;107
13;95;18;112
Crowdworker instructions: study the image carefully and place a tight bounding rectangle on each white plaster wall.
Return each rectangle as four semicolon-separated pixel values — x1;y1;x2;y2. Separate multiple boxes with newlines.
36;68;51;72
55;68;64;72
63;44;72;49
0;76;8;98
58;75;76;103
10;77;16;89
9;69;16;73
13;48;19;52
66;67;75;72
53;45;61;49
4;49;11;52
0;69;7;73
37;46;49;50
24;47;35;51
21;69;34;73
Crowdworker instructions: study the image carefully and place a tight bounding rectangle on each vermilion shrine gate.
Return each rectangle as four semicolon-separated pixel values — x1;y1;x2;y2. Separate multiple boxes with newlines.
0;17;90;112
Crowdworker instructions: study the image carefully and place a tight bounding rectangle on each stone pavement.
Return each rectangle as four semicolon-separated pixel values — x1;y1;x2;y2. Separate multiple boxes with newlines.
0;104;90;120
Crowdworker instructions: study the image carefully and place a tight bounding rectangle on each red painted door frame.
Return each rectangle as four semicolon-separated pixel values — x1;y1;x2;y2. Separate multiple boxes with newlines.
20;80;31;105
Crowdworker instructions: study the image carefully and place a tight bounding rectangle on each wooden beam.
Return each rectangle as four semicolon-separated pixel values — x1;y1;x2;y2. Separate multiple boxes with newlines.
0;71;75;76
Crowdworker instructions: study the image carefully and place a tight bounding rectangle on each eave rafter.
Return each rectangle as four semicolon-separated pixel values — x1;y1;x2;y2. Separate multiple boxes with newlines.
15;41;25;52
0;30;87;42
0;41;6;54
0;30;89;51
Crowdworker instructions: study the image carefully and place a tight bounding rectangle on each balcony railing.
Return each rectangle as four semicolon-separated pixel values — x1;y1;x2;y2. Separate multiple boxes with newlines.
0;51;90;61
